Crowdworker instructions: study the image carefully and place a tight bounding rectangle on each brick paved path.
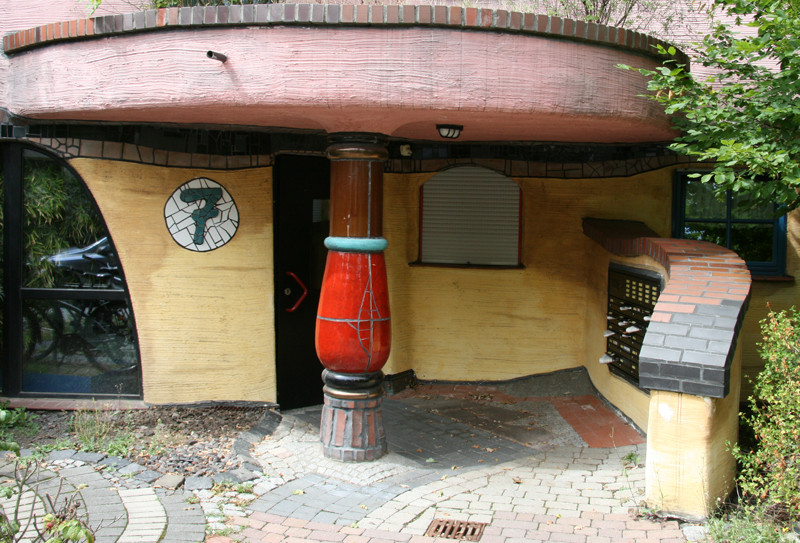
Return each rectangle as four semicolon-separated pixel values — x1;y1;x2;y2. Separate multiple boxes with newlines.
206;408;686;543
1;373;698;543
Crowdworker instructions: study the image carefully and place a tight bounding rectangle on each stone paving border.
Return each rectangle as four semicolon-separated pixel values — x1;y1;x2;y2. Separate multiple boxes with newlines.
0;452;206;543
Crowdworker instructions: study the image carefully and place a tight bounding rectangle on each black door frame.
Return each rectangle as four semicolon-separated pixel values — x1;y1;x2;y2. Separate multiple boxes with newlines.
273;154;330;409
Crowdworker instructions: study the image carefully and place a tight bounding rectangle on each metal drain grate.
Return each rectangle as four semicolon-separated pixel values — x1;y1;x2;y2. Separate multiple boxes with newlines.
425;519;487;541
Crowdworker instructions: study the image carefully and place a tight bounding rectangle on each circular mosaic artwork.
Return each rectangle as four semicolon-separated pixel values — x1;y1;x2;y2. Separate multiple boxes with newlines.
164;178;239;252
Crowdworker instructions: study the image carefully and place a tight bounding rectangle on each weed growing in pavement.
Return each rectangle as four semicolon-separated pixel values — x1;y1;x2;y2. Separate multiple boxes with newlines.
143;419;181;457
622;451;641;468
212;480;254;495
31;439;75;459
207;525;235;538
70;403;135;456
234;482;254;494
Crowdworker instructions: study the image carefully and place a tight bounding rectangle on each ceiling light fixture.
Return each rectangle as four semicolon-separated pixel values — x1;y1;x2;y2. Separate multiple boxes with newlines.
436;124;462;139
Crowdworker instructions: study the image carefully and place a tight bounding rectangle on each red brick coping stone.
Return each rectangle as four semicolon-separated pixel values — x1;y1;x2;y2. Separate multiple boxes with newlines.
583;218;751;398
2;3;688;65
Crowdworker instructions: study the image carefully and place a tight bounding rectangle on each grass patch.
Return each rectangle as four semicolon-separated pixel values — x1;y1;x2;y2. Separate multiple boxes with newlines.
707;503;797;543
70;405;135;457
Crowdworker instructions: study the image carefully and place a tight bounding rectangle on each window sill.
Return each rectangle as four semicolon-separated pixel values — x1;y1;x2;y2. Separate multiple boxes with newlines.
409;261;525;270
751;274;795;282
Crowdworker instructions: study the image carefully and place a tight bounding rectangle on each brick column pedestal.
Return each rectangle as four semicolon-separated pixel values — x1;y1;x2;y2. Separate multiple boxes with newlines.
320;370;387;462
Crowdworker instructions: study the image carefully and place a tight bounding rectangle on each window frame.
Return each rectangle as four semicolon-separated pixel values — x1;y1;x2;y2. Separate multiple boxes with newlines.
1;143;142;398
417;166;523;268
672;170;787;277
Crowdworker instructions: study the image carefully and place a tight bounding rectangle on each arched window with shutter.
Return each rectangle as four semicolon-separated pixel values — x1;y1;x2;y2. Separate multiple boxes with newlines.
419;166;521;266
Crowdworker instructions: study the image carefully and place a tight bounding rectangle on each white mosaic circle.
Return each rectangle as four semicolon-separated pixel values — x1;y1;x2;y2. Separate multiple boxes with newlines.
164;178;239;252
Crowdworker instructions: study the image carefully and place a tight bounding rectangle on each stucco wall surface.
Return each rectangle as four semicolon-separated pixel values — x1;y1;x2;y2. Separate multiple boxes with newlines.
382;167;673;431
69;159;276;405
0;0;131;109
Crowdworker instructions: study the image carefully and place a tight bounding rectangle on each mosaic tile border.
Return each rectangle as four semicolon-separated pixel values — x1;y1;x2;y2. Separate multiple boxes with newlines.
1;121;692;176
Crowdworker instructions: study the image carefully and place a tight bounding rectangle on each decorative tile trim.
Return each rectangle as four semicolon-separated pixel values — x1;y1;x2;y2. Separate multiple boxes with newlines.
2;122;691;177
2;4;688;66
7;135;275;169
583;218;752;398
386;154;691;179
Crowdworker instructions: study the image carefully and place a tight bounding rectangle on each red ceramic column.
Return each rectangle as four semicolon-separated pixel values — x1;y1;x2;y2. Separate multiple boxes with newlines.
316;134;390;461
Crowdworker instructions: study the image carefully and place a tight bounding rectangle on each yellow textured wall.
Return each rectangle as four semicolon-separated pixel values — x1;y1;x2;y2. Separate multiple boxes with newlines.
69;159;275;404
61;155;797;412
645;347;742;519
382;167;673;421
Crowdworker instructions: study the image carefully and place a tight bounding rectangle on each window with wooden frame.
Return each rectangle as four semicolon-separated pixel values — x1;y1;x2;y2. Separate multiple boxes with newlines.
419;166;521;267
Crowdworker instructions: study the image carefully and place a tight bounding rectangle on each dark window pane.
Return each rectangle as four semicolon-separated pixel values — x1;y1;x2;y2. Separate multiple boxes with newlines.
22;150;108;289
683;222;727;246
22;298;139;395
685;180;726;219
731;192;774;220
731;223;774;262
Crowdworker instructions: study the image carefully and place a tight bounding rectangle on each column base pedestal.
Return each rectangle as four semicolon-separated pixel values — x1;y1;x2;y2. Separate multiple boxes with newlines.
320;370;387;462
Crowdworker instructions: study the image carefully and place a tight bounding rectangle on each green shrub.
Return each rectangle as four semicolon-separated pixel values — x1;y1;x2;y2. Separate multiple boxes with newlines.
732;306;800;522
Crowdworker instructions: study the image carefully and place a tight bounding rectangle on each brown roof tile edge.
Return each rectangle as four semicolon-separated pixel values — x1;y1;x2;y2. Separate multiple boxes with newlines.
583;218;751;398
2;3;689;66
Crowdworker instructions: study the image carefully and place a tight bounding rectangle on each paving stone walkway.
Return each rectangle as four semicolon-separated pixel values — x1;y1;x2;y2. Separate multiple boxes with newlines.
0;372;707;542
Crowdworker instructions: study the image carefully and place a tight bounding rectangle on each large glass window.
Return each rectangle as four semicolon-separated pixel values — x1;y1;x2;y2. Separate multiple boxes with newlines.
1;145;140;397
419;166;521;266
673;171;787;276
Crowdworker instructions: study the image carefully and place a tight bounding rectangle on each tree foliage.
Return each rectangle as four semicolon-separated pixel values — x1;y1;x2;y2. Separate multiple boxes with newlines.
628;0;800;214
513;0;681;33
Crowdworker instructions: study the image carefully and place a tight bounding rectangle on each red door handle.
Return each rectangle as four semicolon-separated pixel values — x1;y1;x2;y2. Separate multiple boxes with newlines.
285;271;308;312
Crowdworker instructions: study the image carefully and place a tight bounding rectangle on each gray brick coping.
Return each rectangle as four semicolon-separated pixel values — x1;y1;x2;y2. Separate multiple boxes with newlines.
584;219;752;399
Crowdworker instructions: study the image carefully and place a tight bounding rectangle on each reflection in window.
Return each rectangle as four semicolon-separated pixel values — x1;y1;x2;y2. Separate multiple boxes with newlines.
1;146;141;397
674;172;786;276
23;154;107;289
22;299;138;395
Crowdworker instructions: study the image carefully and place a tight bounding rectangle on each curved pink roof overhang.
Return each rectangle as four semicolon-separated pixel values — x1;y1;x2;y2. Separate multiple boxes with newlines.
2;5;685;143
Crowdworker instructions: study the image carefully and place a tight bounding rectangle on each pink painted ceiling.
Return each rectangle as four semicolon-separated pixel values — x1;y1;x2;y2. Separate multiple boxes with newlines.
3;21;676;143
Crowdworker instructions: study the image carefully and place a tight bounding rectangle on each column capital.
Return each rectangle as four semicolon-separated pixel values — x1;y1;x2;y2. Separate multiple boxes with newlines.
326;133;388;161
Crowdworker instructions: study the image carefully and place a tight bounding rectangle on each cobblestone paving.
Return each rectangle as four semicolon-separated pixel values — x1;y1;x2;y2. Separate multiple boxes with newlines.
0;383;700;543
207;408;688;543
0;454;206;543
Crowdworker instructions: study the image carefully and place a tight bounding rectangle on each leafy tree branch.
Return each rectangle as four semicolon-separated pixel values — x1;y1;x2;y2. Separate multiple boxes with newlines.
623;0;800;214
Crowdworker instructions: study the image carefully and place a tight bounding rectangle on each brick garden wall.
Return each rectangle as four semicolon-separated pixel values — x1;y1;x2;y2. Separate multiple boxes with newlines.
584;218;751;398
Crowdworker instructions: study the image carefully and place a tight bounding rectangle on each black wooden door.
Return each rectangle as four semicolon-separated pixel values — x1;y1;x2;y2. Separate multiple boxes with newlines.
274;155;329;409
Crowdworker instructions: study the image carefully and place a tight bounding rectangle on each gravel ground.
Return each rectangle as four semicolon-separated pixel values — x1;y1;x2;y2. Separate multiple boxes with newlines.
5;404;274;477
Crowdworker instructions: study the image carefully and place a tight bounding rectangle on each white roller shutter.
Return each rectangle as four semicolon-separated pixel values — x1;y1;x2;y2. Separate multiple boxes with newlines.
420;166;521;266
